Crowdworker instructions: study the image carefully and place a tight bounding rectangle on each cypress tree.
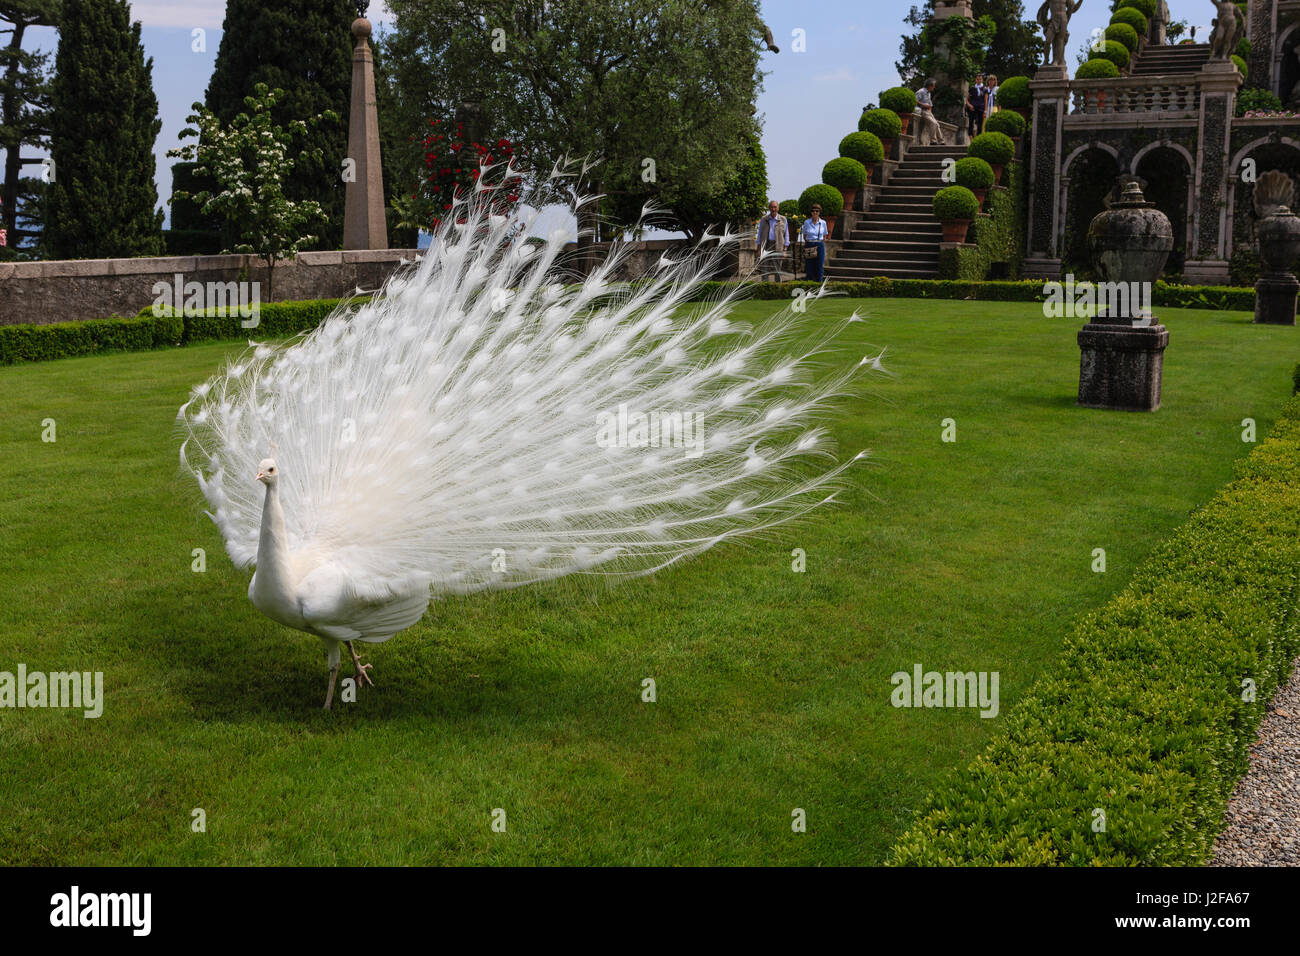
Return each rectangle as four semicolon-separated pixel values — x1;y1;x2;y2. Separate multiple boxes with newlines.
45;0;163;259
203;0;353;249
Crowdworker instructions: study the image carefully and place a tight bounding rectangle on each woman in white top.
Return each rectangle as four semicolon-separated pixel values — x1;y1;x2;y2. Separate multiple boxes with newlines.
802;204;829;281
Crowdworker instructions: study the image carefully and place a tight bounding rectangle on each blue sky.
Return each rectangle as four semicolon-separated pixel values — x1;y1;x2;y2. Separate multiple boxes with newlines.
13;0;1215;229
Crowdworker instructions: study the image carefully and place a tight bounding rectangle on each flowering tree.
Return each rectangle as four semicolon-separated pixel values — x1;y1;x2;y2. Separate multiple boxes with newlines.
408;118;523;230
168;83;337;299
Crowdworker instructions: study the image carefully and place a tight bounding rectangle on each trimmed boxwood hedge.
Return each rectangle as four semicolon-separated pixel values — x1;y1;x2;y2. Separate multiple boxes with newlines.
1124;0;1157;17
933;185;980;221
1105;22;1140;52
822;157;868;190
1076;58;1121;80
953;157;995;191
983;110;1026;138
858;107;902;139
996;76;1031;109
969;131;1016;166
0;297;365;365
1110;7;1148;33
1095;39;1131;71
798;183;843;218
839;131;885;166
890;395;1300;865
879;86;917;114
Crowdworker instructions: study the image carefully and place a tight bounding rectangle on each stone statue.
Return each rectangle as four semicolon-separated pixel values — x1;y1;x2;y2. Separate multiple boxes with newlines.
1208;0;1245;60
1037;0;1084;67
1150;0;1170;46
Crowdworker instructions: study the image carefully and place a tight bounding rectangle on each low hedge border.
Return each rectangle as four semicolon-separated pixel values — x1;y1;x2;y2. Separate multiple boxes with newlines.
0;278;1263;366
889;395;1300;865
0;297;366;365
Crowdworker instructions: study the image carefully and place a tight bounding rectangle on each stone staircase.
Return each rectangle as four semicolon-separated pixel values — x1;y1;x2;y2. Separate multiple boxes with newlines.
1131;42;1211;76
824;143;966;281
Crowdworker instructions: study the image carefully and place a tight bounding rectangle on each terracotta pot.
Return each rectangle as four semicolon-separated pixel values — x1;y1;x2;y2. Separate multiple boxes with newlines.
840;187;857;212
1014;106;1032;122
990;164;1005;185
941;219;972;243
864;165;874;185
880;137;896;160
972;188;988;210
826;216;838;238
898;113;913;136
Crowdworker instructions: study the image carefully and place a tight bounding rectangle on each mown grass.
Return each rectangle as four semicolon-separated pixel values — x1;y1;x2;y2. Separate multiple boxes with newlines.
0;298;1293;865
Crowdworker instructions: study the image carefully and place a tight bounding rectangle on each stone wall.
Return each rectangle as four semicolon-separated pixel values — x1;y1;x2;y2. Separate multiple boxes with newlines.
0;249;418;326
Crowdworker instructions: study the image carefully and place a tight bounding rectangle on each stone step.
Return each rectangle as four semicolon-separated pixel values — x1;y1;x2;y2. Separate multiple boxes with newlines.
824;266;939;279
835;249;939;264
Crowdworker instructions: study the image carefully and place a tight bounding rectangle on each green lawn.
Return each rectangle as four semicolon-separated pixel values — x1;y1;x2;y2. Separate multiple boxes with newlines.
0;298;1294;865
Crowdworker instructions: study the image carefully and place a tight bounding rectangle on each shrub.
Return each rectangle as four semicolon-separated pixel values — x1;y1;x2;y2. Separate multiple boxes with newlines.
1076;58;1121;80
1236;88;1284;116
1109;7;1149;33
953;157;995;191
839;130;884;166
1123;0;1157;17
1236;37;1251;60
932;185;980;221
822;157;869;190
984;110;1026;138
1293;361;1300;396
879;86;917;114
778;199;799;218
996;76;1031;109
968;131;1016;166
1232;54;1248;77
858;107;902;139
891;396;1300;865
1095;39;1130;71
1105;22;1140;52
798;184;842;219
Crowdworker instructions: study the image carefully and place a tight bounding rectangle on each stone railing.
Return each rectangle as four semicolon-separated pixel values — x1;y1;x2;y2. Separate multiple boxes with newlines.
1068;76;1200;117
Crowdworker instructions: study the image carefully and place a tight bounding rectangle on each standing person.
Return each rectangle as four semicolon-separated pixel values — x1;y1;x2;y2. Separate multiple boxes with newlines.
915;78;944;146
801;204;828;281
755;200;788;282
984;74;999;124
966;73;987;138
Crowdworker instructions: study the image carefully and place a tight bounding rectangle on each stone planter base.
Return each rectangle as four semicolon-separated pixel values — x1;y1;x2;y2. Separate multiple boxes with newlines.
1254;275;1299;326
1077;322;1170;412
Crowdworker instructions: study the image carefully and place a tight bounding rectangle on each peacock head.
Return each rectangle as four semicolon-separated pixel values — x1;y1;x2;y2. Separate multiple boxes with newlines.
256;458;279;486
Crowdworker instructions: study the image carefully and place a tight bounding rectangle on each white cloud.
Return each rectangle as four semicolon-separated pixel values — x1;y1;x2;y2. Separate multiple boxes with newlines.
127;1;394;30
812;68;857;84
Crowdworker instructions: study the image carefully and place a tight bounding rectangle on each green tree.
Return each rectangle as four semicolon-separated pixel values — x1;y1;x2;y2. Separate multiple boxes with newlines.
0;1;59;253
381;0;764;247
169;84;335;300
203;0;352;249
898;0;1044;86
44;0;163;259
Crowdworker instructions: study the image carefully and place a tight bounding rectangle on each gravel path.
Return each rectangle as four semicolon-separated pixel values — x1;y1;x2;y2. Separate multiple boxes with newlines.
1210;658;1300;866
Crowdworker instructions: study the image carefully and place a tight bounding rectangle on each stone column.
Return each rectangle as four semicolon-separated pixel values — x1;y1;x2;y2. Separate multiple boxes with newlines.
1022;65;1070;279
1246;0;1277;93
1183;61;1240;285
342;17;388;250
931;0;973;146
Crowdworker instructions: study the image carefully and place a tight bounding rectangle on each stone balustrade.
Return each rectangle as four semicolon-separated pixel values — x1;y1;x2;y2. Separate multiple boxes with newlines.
1068;76;1201;118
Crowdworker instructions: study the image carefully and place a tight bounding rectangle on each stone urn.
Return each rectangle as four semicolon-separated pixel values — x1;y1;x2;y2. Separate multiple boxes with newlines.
1253;170;1300;326
1077;180;1173;411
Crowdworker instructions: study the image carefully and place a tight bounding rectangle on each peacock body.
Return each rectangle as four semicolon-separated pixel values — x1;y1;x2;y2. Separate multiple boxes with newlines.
178;166;876;707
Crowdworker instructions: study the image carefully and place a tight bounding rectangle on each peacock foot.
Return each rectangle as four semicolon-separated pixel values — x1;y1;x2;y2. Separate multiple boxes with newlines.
346;640;375;688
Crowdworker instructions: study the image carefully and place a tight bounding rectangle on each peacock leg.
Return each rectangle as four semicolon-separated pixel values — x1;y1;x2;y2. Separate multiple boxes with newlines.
346;640;375;687
323;641;342;709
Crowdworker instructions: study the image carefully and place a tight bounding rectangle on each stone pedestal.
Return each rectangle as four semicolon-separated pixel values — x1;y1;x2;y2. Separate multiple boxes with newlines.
1077;323;1170;411
1254;275;1300;325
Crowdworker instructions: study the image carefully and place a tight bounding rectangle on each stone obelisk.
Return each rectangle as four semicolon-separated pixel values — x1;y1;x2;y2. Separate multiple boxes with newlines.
343;17;388;249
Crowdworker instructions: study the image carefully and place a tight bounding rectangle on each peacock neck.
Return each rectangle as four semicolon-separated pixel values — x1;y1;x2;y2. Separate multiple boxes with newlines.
256;481;295;598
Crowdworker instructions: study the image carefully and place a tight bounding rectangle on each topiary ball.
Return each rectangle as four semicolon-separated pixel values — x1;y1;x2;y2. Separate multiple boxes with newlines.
1076;58;1121;80
822;157;868;190
1125;0;1157;18
839;131;885;166
984;110;1026;138
1105;22;1140;52
953;157;995;191
879;86;917;114
932;185;980;221
778;199;799;219
858;107;902;139
1109;7;1149;34
968;131;1016;166
1095;39;1130;71
799;184;843;219
1232;54;1248;78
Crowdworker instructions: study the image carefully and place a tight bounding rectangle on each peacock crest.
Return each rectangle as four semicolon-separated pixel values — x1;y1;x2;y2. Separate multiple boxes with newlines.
1254;170;1296;219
